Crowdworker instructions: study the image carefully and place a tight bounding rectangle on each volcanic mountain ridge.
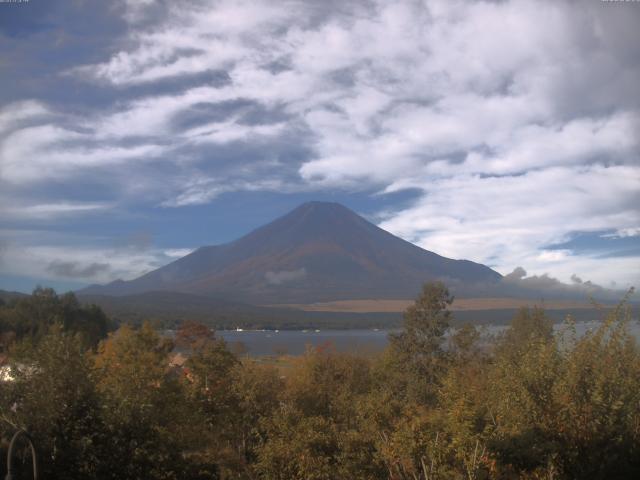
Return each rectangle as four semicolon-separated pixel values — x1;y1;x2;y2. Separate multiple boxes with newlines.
80;201;502;304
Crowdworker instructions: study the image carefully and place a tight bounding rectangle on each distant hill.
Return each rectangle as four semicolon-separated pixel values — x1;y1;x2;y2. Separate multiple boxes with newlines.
80;201;501;303
0;289;28;303
77;290;403;330
76;290;620;330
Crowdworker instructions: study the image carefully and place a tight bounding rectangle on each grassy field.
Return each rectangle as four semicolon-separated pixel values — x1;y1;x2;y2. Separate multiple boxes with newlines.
268;297;598;313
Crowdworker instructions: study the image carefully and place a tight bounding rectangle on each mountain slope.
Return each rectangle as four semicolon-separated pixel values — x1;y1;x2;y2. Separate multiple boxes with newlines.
0;289;29;303
80;201;501;303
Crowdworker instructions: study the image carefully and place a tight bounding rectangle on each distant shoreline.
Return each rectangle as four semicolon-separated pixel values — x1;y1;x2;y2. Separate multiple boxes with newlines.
267;297;605;313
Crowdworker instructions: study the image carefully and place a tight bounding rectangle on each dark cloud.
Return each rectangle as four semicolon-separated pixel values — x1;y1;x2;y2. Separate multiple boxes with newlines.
503;266;527;281
119;70;232;106
171;99;256;131
46;260;110;279
499;266;629;301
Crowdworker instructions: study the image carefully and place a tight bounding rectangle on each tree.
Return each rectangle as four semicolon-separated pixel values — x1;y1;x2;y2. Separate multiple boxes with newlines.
484;307;562;476
175;320;215;350
93;323;208;480
386;281;454;404
0;288;112;348
178;324;240;477
229;361;283;472
0;326;104;479
256;348;384;480
551;299;640;478
449;323;481;361
495;306;553;358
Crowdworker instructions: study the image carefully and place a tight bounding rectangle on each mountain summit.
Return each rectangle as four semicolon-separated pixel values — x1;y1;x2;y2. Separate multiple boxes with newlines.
81;201;501;303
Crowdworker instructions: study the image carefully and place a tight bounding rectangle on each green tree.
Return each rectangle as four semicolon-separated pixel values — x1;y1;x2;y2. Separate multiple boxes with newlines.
551;300;640;478
484;307;562;476
0;287;112;348
483;301;640;479
386;281;454;405
0;326;104;479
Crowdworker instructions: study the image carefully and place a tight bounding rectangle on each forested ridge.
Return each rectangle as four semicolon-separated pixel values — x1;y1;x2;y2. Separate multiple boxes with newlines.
1;283;638;479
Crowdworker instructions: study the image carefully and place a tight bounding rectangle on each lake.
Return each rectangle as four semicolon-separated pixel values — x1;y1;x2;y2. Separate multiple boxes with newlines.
216;320;640;356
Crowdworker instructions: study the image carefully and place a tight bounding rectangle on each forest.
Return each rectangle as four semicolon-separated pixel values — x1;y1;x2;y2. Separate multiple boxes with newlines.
0;283;638;479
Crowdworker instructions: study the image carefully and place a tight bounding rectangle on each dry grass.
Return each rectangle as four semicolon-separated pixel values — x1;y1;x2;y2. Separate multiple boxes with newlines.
268;298;595;313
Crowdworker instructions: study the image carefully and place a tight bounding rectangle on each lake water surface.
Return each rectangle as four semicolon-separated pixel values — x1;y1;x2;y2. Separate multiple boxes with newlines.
217;320;640;356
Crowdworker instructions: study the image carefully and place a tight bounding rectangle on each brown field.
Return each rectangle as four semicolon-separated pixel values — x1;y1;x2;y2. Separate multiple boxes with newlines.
268;298;596;313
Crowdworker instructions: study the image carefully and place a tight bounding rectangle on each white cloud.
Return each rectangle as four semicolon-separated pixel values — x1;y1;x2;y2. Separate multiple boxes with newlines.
379;165;640;287
2;0;639;288
0;123;168;182
80;0;296;86
537;250;572;263
265;268;306;285
161;176;290;207
1;202;112;219
603;228;640;239
183;119;285;145
164;248;195;258
0;101;50;136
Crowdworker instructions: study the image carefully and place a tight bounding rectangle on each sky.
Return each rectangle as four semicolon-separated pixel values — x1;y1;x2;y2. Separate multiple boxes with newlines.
0;0;639;294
